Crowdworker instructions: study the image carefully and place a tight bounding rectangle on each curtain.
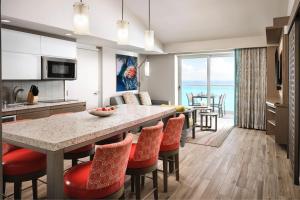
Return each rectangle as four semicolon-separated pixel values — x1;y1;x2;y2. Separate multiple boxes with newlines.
235;48;267;130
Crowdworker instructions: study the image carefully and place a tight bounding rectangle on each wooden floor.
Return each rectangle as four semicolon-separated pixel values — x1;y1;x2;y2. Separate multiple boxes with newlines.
4;128;300;199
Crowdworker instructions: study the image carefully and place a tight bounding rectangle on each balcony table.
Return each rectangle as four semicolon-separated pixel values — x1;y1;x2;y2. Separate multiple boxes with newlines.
192;95;216;111
2;104;176;199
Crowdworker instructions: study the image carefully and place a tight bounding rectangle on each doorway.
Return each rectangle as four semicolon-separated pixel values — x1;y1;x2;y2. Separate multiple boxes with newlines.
178;52;235;120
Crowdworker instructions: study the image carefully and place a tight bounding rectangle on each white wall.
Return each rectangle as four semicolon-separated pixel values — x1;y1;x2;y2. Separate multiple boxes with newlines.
102;47;145;106
287;0;295;15
145;54;177;105
164;36;266;54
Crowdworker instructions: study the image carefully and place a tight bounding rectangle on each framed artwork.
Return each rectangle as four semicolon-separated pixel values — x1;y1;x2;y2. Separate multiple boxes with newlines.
116;54;138;91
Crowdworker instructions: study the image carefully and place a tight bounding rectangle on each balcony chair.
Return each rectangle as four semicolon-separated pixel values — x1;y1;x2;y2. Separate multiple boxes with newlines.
126;122;164;200
64;134;133;199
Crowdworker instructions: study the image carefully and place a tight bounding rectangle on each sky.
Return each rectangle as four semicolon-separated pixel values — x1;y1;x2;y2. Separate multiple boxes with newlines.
181;56;235;83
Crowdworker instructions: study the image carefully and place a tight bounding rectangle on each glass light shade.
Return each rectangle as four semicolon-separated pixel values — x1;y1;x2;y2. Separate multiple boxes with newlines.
144;61;150;77
117;20;129;45
144;30;154;51
73;2;90;35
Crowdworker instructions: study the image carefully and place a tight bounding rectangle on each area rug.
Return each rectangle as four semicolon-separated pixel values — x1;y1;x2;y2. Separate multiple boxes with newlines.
186;118;234;147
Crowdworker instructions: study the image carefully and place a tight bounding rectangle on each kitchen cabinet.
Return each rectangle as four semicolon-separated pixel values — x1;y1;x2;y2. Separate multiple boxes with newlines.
2;29;41;54
2;52;41;80
41;36;77;59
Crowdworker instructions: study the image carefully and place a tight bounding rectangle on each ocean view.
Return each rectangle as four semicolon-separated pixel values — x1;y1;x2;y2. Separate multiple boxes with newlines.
181;81;235;112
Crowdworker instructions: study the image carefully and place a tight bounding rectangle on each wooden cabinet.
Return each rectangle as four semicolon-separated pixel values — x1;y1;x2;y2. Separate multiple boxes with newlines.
2;29;41;54
3;102;86;120
41;36;77;59
2;52;41;80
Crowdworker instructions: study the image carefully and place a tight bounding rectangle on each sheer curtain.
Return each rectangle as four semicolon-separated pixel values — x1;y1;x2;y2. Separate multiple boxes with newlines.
235;48;267;130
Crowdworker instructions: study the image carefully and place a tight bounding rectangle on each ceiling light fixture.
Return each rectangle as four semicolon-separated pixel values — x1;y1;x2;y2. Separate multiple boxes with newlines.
73;0;90;35
144;0;154;51
1;19;11;23
117;0;129;45
65;33;72;36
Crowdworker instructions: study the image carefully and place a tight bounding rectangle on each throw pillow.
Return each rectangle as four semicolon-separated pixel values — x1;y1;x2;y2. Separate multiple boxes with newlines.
123;92;140;105
139;92;152;106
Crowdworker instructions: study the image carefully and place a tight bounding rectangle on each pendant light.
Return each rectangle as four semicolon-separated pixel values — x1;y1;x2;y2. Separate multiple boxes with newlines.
73;0;90;35
145;0;154;51
117;0;129;45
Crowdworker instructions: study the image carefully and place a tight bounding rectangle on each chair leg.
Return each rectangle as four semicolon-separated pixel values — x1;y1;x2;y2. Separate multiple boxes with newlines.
135;175;141;200
175;153;180;181
14;180;22;200
3;180;6;196
141;175;145;188
163;155;168;193
32;179;38;199
72;159;78;166
152;169;158;200
169;156;174;173
131;175;135;192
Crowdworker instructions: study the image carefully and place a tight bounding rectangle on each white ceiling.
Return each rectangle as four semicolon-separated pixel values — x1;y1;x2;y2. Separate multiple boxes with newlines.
125;0;288;44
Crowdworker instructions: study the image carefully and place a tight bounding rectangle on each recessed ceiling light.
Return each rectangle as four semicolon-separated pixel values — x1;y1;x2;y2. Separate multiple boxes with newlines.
1;19;11;23
65;33;72;36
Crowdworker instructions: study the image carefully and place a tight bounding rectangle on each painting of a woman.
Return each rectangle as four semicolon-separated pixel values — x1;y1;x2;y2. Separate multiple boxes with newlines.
116;54;138;91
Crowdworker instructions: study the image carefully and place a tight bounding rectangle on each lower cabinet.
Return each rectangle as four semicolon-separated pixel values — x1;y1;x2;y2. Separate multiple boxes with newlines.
15;103;86;120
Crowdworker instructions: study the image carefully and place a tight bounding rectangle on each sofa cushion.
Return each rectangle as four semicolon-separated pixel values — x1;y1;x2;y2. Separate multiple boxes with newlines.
139;92;152;106
123;93;140;105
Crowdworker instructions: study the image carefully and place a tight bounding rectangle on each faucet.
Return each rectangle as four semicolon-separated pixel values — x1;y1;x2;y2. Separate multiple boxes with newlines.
12;86;24;104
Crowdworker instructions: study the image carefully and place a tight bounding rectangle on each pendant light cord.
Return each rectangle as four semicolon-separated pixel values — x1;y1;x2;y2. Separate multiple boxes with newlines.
122;0;124;20
148;0;151;30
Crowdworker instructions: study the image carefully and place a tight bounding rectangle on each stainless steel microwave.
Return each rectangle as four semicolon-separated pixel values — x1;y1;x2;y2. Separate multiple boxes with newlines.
42;57;77;80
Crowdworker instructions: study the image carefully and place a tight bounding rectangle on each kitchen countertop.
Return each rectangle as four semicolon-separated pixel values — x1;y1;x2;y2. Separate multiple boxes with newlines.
2;100;86;114
2;104;176;151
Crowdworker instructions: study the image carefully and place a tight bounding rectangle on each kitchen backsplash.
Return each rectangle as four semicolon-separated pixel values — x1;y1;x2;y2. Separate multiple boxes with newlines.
2;80;65;104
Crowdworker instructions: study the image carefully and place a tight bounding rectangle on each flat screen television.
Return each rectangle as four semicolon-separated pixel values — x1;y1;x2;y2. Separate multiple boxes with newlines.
275;48;282;90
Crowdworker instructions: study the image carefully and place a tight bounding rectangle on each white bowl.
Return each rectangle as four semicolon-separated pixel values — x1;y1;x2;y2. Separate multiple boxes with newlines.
89;109;116;117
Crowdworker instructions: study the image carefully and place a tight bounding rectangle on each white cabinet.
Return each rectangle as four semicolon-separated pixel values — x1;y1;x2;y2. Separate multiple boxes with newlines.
65;47;100;109
41;36;77;59
2;52;41;80
2;29;41;54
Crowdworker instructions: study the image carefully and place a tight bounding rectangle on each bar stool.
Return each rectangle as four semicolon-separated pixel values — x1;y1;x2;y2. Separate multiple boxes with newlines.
126;122;164;200
2;145;47;199
64;134;133;199
159;114;185;192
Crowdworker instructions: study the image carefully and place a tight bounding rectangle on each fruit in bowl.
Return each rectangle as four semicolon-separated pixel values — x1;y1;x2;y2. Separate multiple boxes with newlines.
89;106;116;117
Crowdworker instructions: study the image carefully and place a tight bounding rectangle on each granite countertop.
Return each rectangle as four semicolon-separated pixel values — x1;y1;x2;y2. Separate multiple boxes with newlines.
2;104;176;152
2;100;86;113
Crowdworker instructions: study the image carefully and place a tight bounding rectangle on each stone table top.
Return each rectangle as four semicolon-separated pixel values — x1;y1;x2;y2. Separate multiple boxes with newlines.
3;104;176;152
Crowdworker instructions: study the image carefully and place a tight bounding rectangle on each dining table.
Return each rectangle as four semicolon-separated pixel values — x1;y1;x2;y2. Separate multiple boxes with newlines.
2;104;176;199
192;95;216;111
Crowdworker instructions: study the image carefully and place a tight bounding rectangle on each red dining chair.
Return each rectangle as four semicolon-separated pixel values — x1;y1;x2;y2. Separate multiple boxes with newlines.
126;121;164;200
159;114;185;192
2;143;47;199
64;133;133;199
52;112;95;166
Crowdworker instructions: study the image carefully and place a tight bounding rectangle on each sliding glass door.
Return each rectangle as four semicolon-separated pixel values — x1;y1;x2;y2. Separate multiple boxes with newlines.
179;52;235;116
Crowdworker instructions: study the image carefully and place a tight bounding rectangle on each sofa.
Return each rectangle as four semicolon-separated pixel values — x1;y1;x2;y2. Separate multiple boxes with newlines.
110;93;170;106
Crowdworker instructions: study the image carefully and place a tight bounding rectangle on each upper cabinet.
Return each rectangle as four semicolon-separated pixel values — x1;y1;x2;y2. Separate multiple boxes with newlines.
1;29;77;80
2;29;41;54
41;36;77;59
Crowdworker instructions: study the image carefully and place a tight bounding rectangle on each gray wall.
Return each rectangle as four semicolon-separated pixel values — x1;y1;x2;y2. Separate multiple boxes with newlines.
2;80;64;104
143;54;178;105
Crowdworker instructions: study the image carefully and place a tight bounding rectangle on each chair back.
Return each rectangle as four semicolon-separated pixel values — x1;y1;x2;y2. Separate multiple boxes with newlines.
161;114;185;148
186;93;193;106
87;134;133;190
218;94;224;105
133;122;164;161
